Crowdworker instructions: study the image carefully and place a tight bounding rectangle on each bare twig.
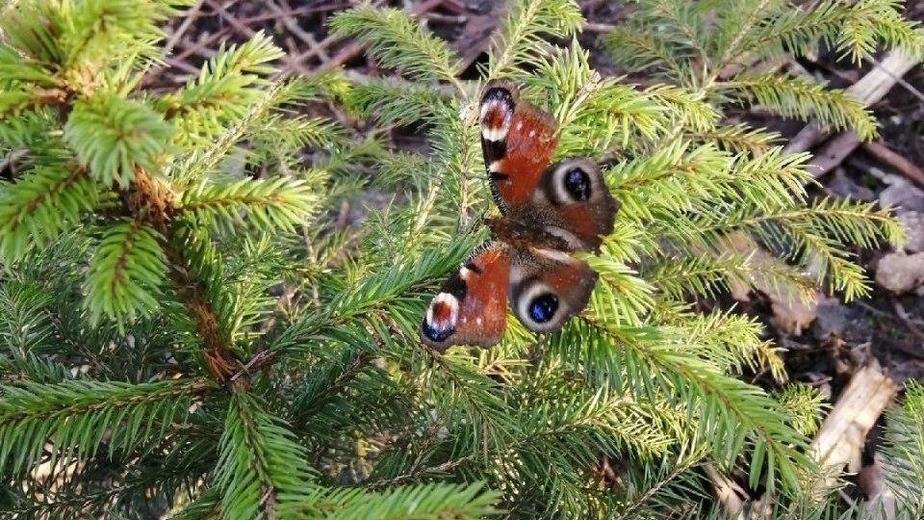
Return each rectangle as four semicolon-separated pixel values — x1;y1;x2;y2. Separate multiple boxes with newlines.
861;141;924;188
162;0;207;56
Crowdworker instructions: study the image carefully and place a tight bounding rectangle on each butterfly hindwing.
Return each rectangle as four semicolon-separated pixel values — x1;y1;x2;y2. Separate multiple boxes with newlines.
480;80;558;212
420;244;511;350
535;158;619;251
509;248;597;333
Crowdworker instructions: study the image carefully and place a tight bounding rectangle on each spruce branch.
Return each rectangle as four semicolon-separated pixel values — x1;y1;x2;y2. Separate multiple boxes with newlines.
159;32;284;146
773;384;825;437
215;390;315;519
644;253;752;301
83;217;168;324
882;381;924;517
0;164;100;262
604;26;689;78
554;320;812;496
532;41;668;156
291;482;499;519
178;177;321;234
718;73;878;140
691;124;780;155
59;0;179;70
0;378;213;477
488;0;583;77
344;76;452;128
329;5;462;87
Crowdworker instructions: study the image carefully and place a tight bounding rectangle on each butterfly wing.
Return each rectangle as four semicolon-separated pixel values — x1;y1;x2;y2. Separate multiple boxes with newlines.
532;158;619;251
479;80;558;212
479;82;618;250
508;248;597;333
420;244;511;350
456;80;616;343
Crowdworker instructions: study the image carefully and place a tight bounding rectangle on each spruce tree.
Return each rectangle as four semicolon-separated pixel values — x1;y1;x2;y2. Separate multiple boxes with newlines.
0;0;922;518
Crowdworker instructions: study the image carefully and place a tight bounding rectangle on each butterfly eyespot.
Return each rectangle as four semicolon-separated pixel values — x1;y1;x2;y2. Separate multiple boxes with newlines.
422;293;459;343
528;293;559;323
564;168;591;201
422;319;454;342
480;87;515;142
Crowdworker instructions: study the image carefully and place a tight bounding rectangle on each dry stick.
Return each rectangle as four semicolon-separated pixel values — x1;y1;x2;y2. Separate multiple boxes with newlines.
583;22;616;33
271;0;326;75
172;28;232;63
205;0;256;38
140;2;235;87
861;140;924;189
162;0;206;57
810;363;897;489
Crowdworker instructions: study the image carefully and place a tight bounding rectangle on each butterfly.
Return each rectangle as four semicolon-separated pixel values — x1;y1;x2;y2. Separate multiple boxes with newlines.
420;80;619;351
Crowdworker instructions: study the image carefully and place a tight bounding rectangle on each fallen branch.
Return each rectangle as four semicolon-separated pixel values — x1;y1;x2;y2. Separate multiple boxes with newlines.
861;141;924;189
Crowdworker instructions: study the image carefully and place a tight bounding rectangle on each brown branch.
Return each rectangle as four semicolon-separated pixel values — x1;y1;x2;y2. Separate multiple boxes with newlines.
862;140;924;189
126;167;241;384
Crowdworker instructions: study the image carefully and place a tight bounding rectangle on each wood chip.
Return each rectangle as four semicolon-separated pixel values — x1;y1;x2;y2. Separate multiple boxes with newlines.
811;362;897;489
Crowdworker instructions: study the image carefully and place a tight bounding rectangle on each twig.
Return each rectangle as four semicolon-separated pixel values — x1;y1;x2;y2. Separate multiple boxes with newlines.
582;22;616;33
205;0;255;38
162;0;207;57
891;301;924;354
861;141;924;189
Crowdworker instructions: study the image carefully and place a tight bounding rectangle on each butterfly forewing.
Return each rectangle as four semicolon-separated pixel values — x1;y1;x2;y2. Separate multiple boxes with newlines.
420;245;511;350
480;80;558;212
535;158;619;251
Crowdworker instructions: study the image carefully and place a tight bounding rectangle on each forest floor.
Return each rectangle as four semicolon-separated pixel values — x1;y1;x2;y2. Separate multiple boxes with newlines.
147;0;924;498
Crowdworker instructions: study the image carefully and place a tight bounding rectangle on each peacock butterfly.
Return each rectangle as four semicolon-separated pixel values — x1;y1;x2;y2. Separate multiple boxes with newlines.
420;80;619;350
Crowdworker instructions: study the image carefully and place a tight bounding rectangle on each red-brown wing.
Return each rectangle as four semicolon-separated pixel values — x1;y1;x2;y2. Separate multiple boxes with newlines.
420;244;511;351
479;80;558;212
479;81;617;250
532;158;619;251
508;248;598;334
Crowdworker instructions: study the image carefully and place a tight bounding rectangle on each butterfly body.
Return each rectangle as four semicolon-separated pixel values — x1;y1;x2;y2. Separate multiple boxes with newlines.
421;80;619;351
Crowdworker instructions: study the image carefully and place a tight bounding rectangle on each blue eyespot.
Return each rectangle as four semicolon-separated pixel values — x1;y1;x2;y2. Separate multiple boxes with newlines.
564;168;591;201
422;319;454;342
528;293;559;323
